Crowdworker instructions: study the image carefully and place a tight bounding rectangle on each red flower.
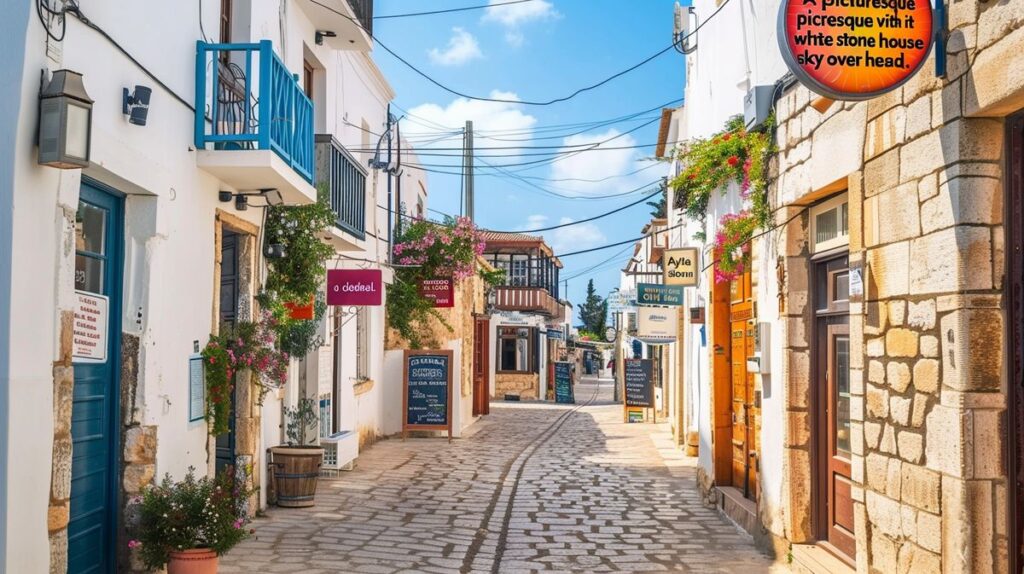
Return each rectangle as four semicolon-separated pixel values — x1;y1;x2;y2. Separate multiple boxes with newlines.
727;155;739;167
723;133;732;141
688;173;697;181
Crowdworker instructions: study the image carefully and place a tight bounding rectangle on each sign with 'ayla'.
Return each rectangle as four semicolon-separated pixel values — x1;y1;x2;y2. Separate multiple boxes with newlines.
663;248;699;287
777;0;933;100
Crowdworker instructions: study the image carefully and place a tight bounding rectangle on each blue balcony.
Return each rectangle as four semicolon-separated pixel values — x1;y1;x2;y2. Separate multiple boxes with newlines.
194;40;316;204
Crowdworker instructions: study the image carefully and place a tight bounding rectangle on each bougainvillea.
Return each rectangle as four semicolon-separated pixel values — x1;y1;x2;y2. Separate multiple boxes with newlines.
387;216;502;348
201;309;289;435
668;115;776;282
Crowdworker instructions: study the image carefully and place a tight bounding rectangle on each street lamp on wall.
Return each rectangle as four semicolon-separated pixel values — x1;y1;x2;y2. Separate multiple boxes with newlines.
38;69;93;169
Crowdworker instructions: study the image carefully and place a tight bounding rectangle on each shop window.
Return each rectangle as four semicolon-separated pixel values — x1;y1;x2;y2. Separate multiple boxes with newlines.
497;327;536;372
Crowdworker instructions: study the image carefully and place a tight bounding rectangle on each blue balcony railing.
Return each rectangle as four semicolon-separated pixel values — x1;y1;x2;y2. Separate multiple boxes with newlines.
194;40;314;183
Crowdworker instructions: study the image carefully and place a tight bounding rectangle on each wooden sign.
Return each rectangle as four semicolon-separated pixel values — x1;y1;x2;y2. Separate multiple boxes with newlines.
402;350;454;441
553;361;574;404
419;278;454;308
624;359;654;408
664;247;699;286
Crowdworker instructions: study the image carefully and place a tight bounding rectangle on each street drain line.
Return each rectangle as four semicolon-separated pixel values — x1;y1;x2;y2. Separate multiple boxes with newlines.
459;381;603;574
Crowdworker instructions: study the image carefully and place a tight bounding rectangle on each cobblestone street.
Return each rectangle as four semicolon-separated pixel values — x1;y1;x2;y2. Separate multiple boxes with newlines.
222;377;781;573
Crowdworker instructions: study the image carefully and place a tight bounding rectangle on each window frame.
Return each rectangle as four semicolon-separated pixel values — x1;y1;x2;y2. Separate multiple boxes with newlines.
496;326;537;374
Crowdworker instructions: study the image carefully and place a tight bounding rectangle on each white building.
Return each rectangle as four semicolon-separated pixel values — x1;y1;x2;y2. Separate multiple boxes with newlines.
0;1;412;571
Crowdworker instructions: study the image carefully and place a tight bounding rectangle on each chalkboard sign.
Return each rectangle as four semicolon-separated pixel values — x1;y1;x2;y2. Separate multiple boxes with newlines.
624;359;654;407
553;361;574;404
403;350;454;440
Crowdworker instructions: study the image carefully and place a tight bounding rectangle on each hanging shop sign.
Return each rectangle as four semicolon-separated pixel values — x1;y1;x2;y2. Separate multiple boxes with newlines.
546;328;565;340
637;283;684;306
663;248;699;287
637;306;679;344
402;350;453;441
328;269;382;306
777;0;933;100
419;278;454;308
73;290;108;363
624;358;654;408
608;289;637;313
604;326;617;342
553;361;575;404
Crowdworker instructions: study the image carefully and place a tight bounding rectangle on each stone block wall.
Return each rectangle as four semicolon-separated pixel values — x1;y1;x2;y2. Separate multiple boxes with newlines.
495;373;540;400
767;4;1021;570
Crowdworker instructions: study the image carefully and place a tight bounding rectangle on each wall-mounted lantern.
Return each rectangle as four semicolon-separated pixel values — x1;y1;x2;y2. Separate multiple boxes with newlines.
38;69;93;169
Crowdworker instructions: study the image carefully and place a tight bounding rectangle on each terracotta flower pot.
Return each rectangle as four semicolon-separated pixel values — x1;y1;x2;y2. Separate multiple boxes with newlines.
167;548;218;574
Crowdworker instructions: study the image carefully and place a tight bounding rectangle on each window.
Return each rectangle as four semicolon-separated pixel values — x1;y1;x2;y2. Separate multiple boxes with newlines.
510;258;528;286
356;307;369;379
303;60;314;99
810;193;849;253
497;327;536;372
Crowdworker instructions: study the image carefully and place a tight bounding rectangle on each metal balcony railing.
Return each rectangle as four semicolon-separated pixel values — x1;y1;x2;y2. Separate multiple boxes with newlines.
315;135;366;240
348;0;373;36
492;286;560;316
194;40;314;183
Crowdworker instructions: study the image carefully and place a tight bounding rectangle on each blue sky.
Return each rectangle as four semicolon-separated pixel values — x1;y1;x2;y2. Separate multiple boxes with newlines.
373;0;686;312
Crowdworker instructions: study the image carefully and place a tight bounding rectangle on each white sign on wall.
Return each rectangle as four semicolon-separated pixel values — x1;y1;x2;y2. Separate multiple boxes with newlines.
73;290;108;363
637;306;678;343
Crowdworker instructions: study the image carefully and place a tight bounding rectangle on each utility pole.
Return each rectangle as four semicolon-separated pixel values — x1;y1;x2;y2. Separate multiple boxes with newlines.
464;120;474;220
385;104;393;261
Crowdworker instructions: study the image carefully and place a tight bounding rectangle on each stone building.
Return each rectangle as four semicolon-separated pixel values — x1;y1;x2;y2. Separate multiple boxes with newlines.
669;0;1024;572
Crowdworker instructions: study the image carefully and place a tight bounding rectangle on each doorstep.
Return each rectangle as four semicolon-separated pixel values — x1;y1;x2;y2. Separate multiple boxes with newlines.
789;543;855;574
717;486;759;536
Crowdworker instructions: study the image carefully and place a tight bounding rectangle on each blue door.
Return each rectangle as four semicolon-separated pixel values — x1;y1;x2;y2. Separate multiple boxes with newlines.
69;181;123;574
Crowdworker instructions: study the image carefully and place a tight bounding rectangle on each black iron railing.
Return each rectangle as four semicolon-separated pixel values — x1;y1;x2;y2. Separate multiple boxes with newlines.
348;0;373;36
315;135;366;240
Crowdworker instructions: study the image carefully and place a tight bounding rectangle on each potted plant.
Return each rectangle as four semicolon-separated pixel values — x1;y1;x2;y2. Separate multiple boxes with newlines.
129;467;253;574
270;397;323;507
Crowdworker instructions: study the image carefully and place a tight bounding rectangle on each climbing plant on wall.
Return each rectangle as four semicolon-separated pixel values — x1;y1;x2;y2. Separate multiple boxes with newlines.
668;115;775;282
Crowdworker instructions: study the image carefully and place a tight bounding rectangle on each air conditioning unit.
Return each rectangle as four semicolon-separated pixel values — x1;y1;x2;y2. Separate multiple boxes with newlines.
744;85;776;132
320;430;358;474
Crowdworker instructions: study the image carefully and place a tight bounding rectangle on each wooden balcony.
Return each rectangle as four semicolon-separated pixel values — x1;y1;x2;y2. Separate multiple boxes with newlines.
493;287;560;316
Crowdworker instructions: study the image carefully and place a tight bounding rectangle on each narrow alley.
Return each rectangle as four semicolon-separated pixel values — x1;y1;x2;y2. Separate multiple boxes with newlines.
220;377;778;573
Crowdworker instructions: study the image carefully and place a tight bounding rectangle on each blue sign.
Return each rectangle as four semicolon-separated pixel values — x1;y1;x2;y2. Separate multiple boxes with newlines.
547;328;564;340
404;351;452;432
554;361;574;404
637;283;684;306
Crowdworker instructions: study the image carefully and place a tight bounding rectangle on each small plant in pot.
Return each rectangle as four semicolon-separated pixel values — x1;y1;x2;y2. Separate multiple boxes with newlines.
128;467;254;574
270;397;324;507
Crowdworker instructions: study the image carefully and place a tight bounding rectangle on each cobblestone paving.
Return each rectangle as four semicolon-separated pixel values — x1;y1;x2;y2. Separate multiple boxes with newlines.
221;377;782;573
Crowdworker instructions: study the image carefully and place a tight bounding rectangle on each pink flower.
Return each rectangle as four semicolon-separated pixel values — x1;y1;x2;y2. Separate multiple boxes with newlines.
233;518;244;529
128;540;142;549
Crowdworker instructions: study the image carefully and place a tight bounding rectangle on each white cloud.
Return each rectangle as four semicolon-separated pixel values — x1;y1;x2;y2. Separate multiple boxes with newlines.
548;128;657;196
403;91;537;154
428;27;483;66
482;0;557;46
520;214;606;254
483;0;556;26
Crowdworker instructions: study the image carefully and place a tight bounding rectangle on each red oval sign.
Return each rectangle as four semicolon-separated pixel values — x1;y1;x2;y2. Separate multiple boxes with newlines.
778;0;933;100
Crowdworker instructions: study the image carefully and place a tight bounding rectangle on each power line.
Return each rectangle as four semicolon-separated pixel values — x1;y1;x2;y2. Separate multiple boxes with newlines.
307;0;730;107
487;188;662;233
374;0;532;19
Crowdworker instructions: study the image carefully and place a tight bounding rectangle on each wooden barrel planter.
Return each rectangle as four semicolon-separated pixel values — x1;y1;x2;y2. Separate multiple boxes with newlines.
269;446;324;507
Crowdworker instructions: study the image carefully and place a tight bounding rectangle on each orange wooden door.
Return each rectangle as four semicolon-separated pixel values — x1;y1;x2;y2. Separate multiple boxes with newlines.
473;318;490;416
729;270;758;501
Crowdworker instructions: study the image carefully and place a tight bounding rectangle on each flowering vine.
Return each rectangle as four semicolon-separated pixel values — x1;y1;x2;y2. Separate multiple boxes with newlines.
669;115;776;282
387;216;502;348
201;309;289;436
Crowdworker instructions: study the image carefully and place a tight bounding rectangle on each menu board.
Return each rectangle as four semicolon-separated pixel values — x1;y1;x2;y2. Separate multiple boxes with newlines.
624;359;654;408
553;361;574;404
403;350;453;439
188;354;205;422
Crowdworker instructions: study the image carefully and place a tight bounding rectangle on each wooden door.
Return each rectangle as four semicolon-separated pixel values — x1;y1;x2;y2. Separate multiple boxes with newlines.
729;269;758;500
69;182;123;574
814;254;854;560
1006;111;1024;574
473;317;490;416
215;230;239;474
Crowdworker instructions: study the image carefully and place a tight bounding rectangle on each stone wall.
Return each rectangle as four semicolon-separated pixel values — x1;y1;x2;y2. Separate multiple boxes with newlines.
768;2;1021;569
495;373;540;400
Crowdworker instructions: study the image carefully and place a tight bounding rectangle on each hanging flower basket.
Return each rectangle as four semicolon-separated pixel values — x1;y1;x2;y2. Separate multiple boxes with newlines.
283;296;315;320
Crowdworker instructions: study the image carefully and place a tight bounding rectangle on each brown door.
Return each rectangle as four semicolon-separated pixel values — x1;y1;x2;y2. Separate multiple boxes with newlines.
729;269;759;500
1006;111;1024;574
473;317;490;416
814;254;854;560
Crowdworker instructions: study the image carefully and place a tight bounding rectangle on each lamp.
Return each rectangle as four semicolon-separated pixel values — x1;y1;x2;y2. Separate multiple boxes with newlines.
315;30;336;45
218;188;283;209
235;194;248;211
122;85;152;126
38;69;93;169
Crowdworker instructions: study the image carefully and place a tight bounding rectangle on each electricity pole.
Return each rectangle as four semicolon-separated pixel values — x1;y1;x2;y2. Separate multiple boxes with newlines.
464;120;474;220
